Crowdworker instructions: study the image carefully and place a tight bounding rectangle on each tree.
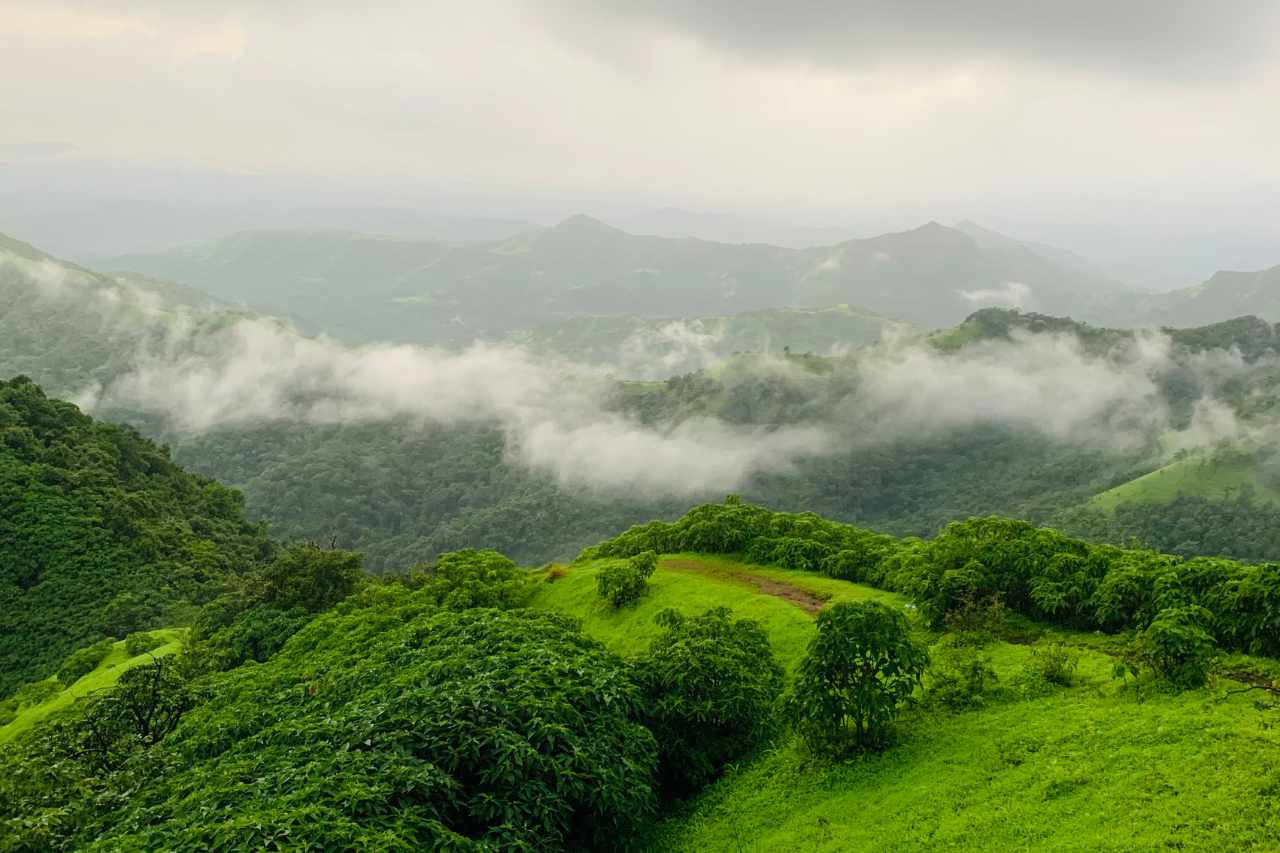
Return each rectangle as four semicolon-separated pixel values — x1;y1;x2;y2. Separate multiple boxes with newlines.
788;601;928;754
597;550;658;608
258;544;363;613
634;608;784;795
413;548;533;610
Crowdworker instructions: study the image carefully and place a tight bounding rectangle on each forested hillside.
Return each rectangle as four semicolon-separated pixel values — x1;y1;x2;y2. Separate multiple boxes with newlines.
108;217;1124;342
0;377;272;694
8;231;1280;573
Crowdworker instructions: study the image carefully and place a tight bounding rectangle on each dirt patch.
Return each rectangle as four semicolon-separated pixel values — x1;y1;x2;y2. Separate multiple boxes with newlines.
659;557;829;615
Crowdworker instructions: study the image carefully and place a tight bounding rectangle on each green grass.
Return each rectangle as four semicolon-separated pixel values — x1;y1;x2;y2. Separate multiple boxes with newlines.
531;554;904;673
652;640;1280;852
1088;454;1279;512
0;628;186;744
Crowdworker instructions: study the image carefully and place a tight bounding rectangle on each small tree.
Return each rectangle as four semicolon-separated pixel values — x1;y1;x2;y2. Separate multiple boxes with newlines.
259;544;364;613
1136;605;1218;689
788;601;928;754
597;551;658;608
634;608;784;795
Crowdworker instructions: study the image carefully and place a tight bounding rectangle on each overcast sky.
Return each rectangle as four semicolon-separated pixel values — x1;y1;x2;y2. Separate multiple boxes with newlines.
2;1;1279;279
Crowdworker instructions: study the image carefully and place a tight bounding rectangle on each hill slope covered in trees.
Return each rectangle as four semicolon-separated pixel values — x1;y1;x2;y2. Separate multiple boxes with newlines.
0;377;272;694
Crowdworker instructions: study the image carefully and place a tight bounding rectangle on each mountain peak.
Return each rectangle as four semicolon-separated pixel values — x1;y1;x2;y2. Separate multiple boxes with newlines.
550;214;625;235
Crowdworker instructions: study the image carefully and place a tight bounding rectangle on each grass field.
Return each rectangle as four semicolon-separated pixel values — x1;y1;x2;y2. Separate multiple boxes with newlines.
537;552;1280;852
1089;453;1280;512
652;652;1280;852
531;554;903;672
0;628;186;744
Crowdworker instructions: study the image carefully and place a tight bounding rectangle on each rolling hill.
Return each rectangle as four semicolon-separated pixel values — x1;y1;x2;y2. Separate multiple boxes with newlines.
107;217;1129;344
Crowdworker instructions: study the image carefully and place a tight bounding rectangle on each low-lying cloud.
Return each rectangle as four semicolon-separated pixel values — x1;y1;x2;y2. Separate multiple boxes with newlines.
7;247;1269;499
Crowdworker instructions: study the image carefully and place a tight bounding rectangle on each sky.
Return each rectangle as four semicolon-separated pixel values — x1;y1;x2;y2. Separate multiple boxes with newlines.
2;1;1279;281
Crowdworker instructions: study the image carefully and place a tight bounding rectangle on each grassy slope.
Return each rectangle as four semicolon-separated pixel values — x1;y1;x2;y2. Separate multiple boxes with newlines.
654;637;1280;852
0;629;185;744
537;553;1280;851
531;555;903;673
1089;454;1280;511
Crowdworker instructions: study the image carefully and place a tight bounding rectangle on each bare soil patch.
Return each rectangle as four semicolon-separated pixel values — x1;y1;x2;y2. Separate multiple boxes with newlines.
659;557;829;615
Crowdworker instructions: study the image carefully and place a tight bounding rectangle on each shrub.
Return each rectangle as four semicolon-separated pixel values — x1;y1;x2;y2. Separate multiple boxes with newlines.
124;632;166;658
1026;642;1079;687
47;658;197;775
1135;605;1218;689
597;551;658;608
56;638;115;686
258;544;364;613
634;607;784;795
35;608;659;851
943;591;1007;646
416;548;534;609
927;646;999;710
788;601;928;754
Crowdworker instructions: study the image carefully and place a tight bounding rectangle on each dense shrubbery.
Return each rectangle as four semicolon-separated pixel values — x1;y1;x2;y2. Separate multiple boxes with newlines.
633;607;784;795
123;631;166;658
0;377;274;693
404;547;535;610
597;550;658;608
55;639;115;686
585;499;1280;665
0;597;661;851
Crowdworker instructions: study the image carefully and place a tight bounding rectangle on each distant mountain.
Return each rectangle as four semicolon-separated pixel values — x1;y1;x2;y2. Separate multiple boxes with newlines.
106;217;1131;345
0;231;231;398
610;207;859;248
1129;265;1280;327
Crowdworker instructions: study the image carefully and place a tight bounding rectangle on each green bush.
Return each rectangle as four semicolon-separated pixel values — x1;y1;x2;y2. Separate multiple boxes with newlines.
788;601;928;754
634;607;784;795
123;632;165;658
1136;606;1219;689
258;544;364;613
55;638;115;686
1026;642;1080;687
597;551;659;608
0;606;660;851
412;548;534;610
926;646;999;710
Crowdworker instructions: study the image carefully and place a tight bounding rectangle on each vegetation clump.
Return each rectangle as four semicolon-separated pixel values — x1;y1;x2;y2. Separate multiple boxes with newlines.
788;601;928;754
55;638;115;686
634;607;784;795
597;550;658;608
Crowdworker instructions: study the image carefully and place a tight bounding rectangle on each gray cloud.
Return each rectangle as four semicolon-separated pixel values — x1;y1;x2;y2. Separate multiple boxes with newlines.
539;0;1280;78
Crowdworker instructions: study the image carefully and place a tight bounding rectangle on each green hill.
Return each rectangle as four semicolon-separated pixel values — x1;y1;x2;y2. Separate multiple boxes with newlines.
532;554;903;671
654;646;1279;852
1089;450;1280;512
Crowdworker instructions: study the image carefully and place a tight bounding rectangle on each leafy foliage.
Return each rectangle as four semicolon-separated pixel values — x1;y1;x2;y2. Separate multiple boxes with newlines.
588;499;1280;665
634;607;784;795
406;548;535;610
0;604;659;851
0;377;273;693
55;639;115;687
597;551;659;608
788;601;928;754
1134;606;1219;689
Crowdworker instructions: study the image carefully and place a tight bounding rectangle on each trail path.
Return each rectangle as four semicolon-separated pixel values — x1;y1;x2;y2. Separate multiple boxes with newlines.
659;557;828;614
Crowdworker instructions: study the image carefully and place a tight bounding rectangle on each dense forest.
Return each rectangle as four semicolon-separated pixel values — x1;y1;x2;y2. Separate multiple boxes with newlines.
0;377;273;695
